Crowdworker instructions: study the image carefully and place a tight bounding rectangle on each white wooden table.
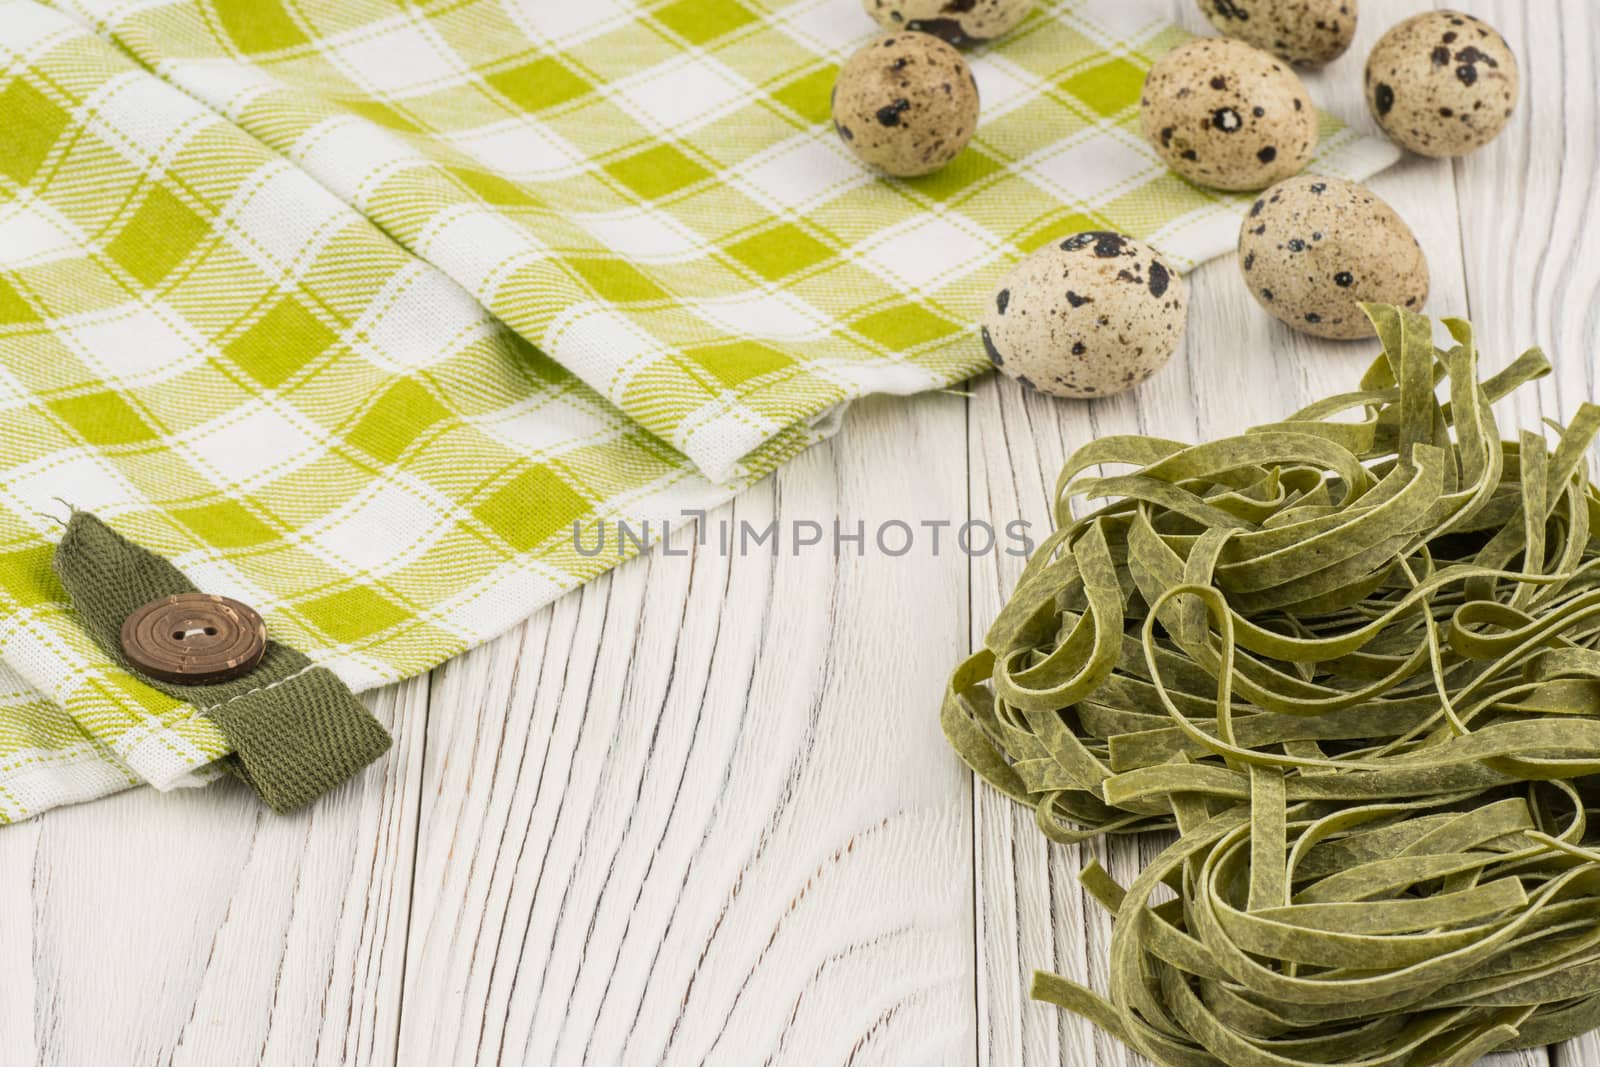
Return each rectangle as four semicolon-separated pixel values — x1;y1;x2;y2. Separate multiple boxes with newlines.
2;1;1595;1063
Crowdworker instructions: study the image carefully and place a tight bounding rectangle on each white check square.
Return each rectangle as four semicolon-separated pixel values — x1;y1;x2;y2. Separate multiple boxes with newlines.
294;117;426;205
61;300;205;382
0;0;83;57
856;214;996;292
1148;209;1241;273
779;0;870;57
1024;132;1158;205
448;119;586;180
550;305;664;390
1066;0;1169;46
574;207;700;263
613;56;749;133
167;557;277;617
970;55;1037;118
5;451;141;520
0;365;24;409
221;162;348;279
506;0;632;44
330;17;463;95
87;71;212;169
350;263;492;371
162;57;280;116
419;207;544;296
181;401;319;487
0;195;80;266
307;478;455;572
477;395;614;457
736;134;867;213
690;290;828;342
432;558;565;641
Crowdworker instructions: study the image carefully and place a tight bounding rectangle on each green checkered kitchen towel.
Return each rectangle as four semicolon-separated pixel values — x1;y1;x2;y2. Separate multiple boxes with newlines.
0;0;1398;821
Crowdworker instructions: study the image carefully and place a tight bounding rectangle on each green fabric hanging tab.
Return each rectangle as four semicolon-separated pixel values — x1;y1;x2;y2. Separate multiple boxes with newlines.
53;512;391;814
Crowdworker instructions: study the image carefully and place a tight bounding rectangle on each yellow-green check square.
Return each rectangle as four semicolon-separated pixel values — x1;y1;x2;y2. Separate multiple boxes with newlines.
171;499;278;548
474;464;589;552
346;378;452;464
300;585;411;643
654;0;758;44
0;276;37;324
105;185;210;288
486;57;593;112
1061;57;1146;119
49;390;158;445
226;297;337;388
727;222;833;281
911;147;1007;202
449;167;540;207
0;78;70;186
854;303;961;350
688;341;796;390
0;545;58;607
568;257;670;303
211;0;308;51
605;144;711;200
770;66;838;125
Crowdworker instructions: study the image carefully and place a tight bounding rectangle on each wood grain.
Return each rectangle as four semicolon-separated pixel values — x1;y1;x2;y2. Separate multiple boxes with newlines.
0;678;427;1067
0;817;40;1067
395;392;976;1066
967;1;1578;1064
3;2;1595;1065
1455;4;1600;1067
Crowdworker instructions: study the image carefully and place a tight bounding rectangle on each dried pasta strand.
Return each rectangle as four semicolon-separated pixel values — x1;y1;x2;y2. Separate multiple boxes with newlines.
944;305;1600;1065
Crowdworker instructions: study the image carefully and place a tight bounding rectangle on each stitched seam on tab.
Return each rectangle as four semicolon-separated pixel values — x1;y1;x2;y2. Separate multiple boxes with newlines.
195;661;322;713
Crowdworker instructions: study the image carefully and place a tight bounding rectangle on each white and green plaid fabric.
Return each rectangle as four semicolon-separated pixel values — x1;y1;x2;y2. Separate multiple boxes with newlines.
0;0;1397;821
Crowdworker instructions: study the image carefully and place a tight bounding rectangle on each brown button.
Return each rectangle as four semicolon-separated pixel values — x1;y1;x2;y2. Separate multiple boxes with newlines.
119;593;267;685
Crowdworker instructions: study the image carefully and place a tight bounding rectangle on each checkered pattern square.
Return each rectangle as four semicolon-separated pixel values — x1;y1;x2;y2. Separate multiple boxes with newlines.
55;0;1397;482
0;0;1397;821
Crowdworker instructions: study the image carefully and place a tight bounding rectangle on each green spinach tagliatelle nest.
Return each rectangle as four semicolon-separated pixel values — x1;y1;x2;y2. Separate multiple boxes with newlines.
943;305;1600;1066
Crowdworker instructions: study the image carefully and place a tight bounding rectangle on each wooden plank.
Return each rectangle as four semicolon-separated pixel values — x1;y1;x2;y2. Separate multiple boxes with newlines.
967;374;1158;1067
1450;0;1600;426
1554;1033;1600;1067
0;678;427;1067
967;0;1518;1063
3;4;1589;1066
0;818;41;1067
1452;2;1600;1065
395;391;977;1065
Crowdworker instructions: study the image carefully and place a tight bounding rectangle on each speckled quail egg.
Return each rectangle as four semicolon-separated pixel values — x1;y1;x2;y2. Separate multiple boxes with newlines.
1197;0;1357;67
982;232;1188;399
862;0;1032;46
832;32;980;177
1238;175;1428;339
1365;10;1518;158
1141;38;1318;191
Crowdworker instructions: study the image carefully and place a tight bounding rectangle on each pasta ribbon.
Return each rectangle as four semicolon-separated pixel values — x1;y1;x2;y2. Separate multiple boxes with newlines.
945;306;1600;1063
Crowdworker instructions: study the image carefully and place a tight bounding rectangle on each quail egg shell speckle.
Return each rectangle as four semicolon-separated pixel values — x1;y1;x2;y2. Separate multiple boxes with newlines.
1141;38;1318;191
982;233;1188;399
1366;10;1518;158
864;0;1032;46
1238;175;1429;339
1198;0;1357;67
832;33;980;177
